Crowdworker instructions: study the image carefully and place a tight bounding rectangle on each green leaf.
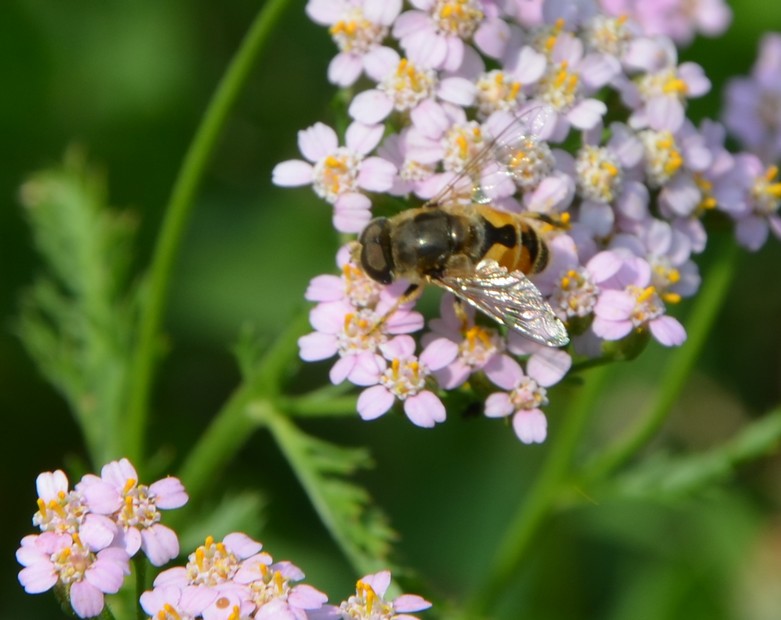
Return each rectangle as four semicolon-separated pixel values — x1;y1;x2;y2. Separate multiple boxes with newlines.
261;409;397;576
605;407;781;499
16;148;137;464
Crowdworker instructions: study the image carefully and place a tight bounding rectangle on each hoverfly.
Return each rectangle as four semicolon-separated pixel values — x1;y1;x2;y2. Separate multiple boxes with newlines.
354;105;569;347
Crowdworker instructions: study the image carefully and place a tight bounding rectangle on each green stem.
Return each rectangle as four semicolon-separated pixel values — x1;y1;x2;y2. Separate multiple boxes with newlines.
124;0;293;463
133;556;147;620
175;311;308;505
582;240;740;483
280;394;358;417
463;366;612;618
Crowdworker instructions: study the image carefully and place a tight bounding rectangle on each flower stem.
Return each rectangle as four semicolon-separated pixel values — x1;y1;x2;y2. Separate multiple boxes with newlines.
175;311;309;505
124;0;293;463
463;365;612;618
581;238;740;482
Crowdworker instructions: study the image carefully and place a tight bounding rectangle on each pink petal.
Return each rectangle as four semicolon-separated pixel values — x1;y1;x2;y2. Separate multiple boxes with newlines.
484;392;514;418
361;570;391;597
567;98;606;130
333;193;373;233
70;580;105;619
380;334;417;359
36;470;68;501
591;317;633;341
330;355;357;385
437;76;476;106
298;331;338;362
404;391;446;427
346;122;385;155
595;290;635;320
18;563;57;594
419;337;459;371
80;515;118;551
649;316;687;347
484;355;523;390
512;409;548;444
357;385;395;420
289;584;329;609
271;160;314;187
78;478;121;514
141;524;180;567
149;477;189;509
298;123;339;162
394;594;432;612
527;349;572;387
349;89;394;124
358;157;397;192
223;533;263;559
328;53;363;87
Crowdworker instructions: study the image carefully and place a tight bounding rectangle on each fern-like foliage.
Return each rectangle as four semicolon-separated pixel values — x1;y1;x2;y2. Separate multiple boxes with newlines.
263;409;398;576
16;149;137;462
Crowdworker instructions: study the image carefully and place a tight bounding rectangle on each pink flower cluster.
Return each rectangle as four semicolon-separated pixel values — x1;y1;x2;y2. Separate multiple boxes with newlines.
146;537;430;620
17;459;187;618
276;0;781;442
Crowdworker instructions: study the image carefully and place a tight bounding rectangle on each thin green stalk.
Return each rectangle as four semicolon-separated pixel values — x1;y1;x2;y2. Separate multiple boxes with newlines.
124;0;292;463
463;366;612;618
582;240;740;483
175;311;309;505
279;394;359;417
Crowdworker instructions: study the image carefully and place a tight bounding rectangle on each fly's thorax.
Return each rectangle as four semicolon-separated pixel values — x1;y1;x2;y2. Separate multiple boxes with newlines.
389;206;478;279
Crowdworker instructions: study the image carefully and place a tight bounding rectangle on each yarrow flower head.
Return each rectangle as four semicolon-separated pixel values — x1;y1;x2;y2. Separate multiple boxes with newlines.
77;457;188;566
321;570;432;620
17;459;185;618
273;0;781;443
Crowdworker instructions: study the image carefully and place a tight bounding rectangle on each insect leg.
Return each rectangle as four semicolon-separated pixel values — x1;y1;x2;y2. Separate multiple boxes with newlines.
369;284;422;334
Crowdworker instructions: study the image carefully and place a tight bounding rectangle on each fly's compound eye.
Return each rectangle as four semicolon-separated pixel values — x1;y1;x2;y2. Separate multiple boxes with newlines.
358;218;394;284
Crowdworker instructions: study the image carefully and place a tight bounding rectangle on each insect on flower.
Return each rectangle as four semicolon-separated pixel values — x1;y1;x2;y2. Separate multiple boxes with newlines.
354;105;570;347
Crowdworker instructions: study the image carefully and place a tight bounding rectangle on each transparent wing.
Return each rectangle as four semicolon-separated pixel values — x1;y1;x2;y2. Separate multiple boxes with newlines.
433;259;569;347
424;104;556;208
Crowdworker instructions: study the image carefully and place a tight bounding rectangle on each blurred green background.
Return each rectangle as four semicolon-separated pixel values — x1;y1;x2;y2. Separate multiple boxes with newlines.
2;1;781;619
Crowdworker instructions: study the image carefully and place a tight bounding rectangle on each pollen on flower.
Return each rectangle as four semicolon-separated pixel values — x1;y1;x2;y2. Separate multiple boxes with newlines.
628;285;666;326
537;61;580;111
380;356;429;400
751;165;781;215
433;0;484;39
551;267;599;318
500;138;555;189
312;149;362;203
329;7;388;55
117;482;161;529
639;130;683;187
509;376;548;411
342;579;393;618
532;18;566;58
248;564;292;607
475;70;523;117
52;536;93;585
583;15;632;56
575;145;623;203
380;59;436;112
186;536;240;587
33;490;88;535
342;263;383;308
638;68;689;101
459;325;503;367
650;259;682;297
338;309;389;356
693;174;718;213
443;122;485;172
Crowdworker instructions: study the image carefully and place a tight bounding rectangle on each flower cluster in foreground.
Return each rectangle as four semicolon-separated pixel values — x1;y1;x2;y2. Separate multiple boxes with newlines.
17;459;187;618
17;463;431;620
274;0;781;443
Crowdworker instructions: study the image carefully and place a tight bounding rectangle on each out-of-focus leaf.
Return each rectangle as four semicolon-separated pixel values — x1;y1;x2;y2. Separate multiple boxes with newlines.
260;409;398;576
